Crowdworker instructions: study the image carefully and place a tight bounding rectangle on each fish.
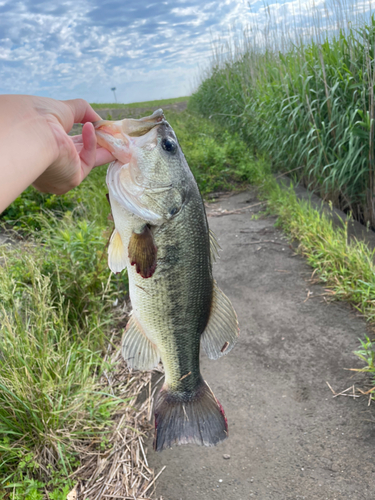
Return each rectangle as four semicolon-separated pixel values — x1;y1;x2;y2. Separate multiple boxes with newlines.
94;109;239;451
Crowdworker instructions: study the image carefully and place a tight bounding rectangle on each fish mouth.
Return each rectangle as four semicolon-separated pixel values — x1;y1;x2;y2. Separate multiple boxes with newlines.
93;108;165;138
94;109;165;161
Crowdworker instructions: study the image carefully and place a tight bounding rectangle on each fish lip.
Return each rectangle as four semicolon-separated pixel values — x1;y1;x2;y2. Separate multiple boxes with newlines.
93;108;166;136
93;120;121;137
93;119;107;130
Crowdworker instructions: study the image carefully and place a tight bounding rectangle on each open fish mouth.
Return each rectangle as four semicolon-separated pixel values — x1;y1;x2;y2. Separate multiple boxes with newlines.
93;109;166;164
93;108;165;140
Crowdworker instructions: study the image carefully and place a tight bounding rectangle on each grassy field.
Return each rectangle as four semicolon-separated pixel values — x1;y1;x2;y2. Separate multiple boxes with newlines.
0;165;129;499
91;96;188;109
190;5;375;229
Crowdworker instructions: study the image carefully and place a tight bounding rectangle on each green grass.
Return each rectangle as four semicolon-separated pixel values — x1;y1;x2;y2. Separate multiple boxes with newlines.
190;2;375;387
0;164;128;498
190;11;375;228
91;96;189;109
166;110;260;194
0;258;122;484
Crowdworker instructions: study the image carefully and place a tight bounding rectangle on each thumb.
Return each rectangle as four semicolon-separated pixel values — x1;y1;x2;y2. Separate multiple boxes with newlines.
79;122;98;180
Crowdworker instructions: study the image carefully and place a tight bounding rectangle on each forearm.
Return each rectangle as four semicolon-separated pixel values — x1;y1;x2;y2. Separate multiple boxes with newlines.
0;95;58;213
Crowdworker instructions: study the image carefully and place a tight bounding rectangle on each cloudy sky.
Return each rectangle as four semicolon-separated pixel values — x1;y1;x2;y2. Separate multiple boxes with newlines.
0;0;251;103
0;0;372;104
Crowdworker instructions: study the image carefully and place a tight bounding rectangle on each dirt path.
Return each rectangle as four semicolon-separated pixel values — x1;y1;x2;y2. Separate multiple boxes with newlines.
147;189;375;500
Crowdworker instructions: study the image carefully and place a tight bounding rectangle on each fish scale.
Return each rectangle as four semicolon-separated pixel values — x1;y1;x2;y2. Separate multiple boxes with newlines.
131;191;211;391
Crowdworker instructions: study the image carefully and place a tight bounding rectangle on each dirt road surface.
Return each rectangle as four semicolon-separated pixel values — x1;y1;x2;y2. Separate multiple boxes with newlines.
147;190;375;500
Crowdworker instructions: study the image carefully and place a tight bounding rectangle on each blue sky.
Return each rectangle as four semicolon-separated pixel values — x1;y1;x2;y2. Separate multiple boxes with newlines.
0;0;250;103
0;0;372;104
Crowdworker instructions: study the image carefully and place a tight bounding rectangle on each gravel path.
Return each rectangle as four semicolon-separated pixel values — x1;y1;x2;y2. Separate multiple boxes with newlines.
147;189;375;500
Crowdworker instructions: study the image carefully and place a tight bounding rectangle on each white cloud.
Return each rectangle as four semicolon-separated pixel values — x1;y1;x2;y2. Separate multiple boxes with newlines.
3;0;370;102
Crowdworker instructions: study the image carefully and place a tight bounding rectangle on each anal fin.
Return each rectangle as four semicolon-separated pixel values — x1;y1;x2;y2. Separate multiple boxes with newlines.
122;314;160;370
201;281;239;360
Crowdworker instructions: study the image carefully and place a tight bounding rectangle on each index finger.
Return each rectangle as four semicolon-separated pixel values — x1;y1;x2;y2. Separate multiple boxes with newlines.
63;98;101;125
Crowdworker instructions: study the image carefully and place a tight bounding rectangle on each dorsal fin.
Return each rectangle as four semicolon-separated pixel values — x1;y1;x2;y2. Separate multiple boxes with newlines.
201;281;239;360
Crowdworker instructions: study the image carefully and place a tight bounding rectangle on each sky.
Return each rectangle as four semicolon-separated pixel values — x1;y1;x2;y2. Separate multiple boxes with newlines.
0;0;373;104
0;0;250;103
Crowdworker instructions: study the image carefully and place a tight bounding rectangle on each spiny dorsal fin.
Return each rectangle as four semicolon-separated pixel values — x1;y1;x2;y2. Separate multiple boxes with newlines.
201;281;239;360
122;313;160;370
108;229;127;273
209;229;220;262
128;225;157;278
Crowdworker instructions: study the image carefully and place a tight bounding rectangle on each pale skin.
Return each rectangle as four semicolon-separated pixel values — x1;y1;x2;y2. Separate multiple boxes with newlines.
0;94;115;213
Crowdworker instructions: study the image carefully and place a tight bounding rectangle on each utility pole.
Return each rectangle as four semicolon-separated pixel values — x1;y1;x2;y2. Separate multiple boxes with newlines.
111;87;117;103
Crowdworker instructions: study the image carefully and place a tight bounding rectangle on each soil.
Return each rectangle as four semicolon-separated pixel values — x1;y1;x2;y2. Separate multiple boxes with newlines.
146;189;375;500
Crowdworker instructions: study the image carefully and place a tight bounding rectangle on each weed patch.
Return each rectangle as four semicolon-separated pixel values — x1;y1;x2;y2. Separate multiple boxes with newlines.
167;110;261;194
0;161;128;497
190;3;375;393
190;12;375;228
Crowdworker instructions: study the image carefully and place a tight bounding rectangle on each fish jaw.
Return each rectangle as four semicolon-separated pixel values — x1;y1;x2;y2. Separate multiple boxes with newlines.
94;118;161;165
93;108;164;137
93;108;165;162
105;140;165;225
95;115;165;224
94;121;134;164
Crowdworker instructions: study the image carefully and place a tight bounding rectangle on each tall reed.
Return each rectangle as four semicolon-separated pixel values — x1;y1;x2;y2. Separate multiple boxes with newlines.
190;0;375;227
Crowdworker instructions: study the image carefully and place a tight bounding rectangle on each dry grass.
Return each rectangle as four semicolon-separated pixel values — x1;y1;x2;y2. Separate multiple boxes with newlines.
72;332;165;500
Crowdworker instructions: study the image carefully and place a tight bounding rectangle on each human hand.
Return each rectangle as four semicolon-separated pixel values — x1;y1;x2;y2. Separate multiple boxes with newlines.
0;95;116;213
30;97;115;194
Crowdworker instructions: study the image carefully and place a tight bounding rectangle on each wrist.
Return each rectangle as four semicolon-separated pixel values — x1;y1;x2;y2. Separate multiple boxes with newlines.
0;95;59;211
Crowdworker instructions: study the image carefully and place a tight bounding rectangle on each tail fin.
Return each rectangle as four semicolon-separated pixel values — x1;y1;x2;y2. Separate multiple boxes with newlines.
153;379;228;451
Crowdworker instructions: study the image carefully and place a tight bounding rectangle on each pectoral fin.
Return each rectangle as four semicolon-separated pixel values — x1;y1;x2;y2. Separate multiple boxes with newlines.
128;225;157;278
122;314;160;370
108;229;127;273
201;281;239;360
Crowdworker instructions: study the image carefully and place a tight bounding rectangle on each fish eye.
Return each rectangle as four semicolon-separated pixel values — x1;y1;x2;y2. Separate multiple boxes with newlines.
169;206;179;216
162;137;177;153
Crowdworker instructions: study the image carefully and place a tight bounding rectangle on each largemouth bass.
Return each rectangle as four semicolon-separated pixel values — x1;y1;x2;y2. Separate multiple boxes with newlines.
94;110;239;451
